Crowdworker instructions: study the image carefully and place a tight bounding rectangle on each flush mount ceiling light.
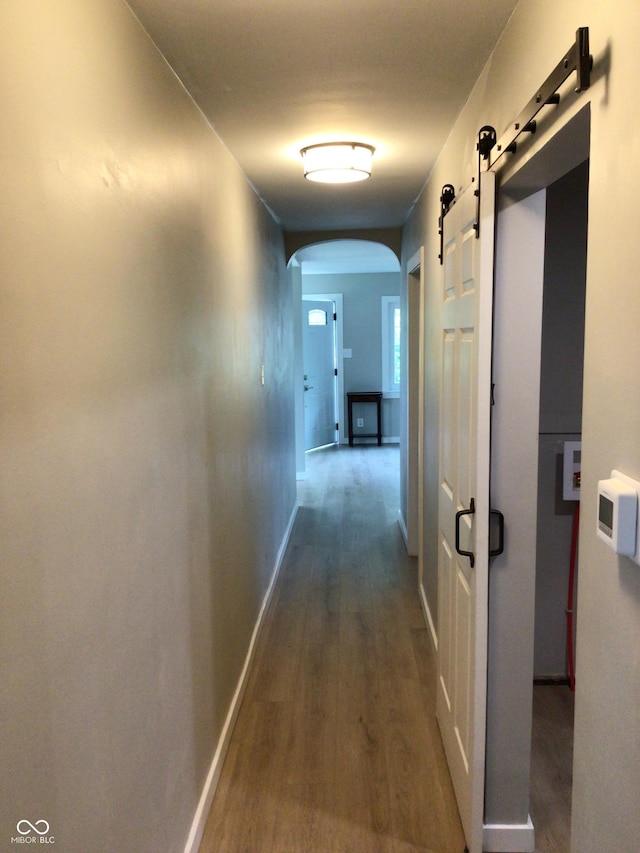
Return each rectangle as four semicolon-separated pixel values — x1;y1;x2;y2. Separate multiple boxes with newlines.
300;142;375;183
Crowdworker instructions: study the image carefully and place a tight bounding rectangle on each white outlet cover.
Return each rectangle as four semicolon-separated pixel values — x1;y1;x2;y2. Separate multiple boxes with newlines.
563;441;581;501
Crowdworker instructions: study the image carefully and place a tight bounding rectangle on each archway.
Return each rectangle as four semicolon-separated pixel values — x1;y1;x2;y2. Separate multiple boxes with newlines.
288;239;401;479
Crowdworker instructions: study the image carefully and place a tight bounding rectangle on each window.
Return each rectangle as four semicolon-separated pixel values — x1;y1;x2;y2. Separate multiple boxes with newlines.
307;308;328;326
381;296;400;396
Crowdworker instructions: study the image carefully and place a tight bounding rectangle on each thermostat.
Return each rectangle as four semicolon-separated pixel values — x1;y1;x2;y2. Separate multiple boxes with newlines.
597;471;639;559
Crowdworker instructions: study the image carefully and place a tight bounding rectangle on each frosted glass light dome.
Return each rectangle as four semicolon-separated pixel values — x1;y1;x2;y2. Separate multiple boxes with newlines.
300;142;375;183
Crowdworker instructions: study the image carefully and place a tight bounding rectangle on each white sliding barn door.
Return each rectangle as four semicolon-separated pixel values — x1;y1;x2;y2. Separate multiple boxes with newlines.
436;171;496;853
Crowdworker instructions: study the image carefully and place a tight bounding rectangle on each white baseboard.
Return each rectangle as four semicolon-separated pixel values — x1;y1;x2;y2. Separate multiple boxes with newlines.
483;817;535;852
183;502;299;853
397;511;417;556
419;581;438;653
397;511;410;549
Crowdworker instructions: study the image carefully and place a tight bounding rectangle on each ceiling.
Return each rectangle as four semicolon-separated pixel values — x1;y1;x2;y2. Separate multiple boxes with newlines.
126;0;519;235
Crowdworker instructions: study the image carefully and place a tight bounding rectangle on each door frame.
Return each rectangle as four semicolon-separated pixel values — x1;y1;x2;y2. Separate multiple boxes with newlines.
483;107;590;851
405;249;422;555
483;187;545;852
406;249;435;645
303;293;344;443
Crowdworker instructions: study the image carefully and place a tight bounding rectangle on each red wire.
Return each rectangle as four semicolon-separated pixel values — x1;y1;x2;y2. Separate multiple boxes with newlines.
567;501;580;691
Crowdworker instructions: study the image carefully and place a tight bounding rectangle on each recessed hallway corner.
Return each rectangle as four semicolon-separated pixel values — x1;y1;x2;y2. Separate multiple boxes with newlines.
199;444;466;852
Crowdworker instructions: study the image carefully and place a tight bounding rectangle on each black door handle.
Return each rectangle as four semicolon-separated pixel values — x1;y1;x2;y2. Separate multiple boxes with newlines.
455;497;475;568
489;509;505;558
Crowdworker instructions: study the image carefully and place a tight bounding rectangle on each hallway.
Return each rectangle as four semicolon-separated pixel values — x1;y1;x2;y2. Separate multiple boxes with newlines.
200;444;465;852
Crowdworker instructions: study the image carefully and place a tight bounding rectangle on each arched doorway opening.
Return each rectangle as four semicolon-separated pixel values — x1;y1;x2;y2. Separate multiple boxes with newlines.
288;239;401;479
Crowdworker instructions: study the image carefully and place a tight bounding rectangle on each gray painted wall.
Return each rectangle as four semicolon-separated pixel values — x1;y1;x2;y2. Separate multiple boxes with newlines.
401;3;640;849
302;271;401;441
0;3;296;851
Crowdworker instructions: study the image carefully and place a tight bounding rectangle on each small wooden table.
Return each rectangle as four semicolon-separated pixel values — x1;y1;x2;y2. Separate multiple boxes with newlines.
347;391;383;447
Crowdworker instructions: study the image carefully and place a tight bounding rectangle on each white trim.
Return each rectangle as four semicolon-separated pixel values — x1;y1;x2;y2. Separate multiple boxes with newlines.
303;293;344;443
183;503;299;853
404;247;430;666
482;817;535;852
381;295;401;395
406;248;425;571
397;511;409;549
419;581;438;652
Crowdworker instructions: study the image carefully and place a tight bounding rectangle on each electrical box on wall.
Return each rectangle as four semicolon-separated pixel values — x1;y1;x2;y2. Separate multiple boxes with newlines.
597;470;640;564
563;441;582;501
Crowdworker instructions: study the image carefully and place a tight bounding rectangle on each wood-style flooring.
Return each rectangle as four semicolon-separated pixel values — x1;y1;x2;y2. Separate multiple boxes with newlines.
199;444;466;853
199;444;575;853
530;684;574;852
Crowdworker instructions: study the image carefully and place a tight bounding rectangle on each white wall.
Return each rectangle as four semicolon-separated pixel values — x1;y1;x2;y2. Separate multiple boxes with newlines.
0;2;296;851
401;2;640;850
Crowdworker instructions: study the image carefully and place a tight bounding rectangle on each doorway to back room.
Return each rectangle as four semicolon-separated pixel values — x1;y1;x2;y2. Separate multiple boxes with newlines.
290;239;401;476
490;105;590;853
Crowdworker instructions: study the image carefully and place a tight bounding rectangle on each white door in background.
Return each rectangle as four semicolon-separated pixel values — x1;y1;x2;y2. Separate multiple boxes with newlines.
302;299;337;450
436;171;495;853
